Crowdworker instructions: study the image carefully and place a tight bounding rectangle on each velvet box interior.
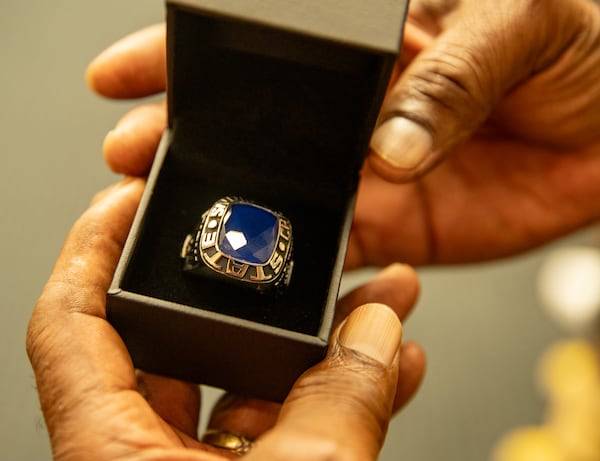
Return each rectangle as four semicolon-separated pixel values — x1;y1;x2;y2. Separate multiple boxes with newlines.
107;0;407;402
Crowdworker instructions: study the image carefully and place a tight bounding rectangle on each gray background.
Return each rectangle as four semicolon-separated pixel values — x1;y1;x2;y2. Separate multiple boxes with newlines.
0;1;580;459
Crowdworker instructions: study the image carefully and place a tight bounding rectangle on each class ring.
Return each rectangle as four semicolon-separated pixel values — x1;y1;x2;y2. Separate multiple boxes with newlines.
181;197;293;293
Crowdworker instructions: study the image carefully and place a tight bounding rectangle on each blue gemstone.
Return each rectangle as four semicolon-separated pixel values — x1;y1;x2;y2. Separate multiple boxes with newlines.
218;203;279;265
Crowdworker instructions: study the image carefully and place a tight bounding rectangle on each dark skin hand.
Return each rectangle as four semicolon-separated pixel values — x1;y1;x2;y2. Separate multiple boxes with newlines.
27;178;425;461
37;1;598;456
88;0;600;268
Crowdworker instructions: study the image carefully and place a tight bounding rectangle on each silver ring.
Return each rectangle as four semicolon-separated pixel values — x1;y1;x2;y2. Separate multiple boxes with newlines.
181;197;293;292
202;429;254;456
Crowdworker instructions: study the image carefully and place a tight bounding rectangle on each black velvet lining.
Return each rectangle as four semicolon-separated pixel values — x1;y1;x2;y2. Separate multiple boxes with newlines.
121;148;350;336
168;8;383;187
119;7;388;336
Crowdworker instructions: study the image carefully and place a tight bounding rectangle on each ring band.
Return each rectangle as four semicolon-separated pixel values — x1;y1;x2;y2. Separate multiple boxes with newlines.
202;429;254;455
181;197;293;292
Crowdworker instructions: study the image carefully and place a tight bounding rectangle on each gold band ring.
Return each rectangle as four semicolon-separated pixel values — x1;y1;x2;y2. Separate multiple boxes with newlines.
202;428;254;456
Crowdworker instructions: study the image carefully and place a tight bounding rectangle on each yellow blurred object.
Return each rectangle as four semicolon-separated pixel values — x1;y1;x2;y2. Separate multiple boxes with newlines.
537;340;600;401
491;340;600;461
490;427;565;461
547;396;600;461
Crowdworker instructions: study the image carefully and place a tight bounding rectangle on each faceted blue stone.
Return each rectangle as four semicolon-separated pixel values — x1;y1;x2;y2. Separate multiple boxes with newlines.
218;203;278;265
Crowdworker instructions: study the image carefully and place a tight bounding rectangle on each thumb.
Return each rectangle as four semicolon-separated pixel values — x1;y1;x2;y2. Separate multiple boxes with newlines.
368;0;572;182
247;303;402;461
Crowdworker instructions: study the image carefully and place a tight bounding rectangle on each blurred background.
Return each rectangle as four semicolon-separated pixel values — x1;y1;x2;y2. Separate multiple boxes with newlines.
2;1;598;460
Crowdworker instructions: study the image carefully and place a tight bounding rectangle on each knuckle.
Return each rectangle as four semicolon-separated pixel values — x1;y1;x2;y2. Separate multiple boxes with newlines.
292;358;385;408
56;214;123;301
286;349;394;441
26;292;67;372
404;47;493;122
25;306;45;365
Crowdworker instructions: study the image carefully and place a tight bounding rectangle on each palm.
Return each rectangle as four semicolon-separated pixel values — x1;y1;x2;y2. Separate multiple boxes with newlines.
351;134;600;266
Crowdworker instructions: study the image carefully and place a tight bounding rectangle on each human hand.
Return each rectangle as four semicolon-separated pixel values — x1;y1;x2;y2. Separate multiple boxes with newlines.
88;0;600;267
360;0;600;265
27;178;425;460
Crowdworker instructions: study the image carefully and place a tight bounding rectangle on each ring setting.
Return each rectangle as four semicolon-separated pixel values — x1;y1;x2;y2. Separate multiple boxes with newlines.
181;197;293;292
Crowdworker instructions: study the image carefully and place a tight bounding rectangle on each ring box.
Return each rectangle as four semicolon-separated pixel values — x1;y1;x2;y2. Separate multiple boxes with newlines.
107;0;408;402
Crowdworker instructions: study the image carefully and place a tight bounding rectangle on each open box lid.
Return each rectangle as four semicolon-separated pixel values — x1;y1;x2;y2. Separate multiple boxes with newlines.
166;0;408;197
168;0;407;54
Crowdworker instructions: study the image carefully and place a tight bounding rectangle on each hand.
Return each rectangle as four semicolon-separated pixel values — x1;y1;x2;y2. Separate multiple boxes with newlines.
87;0;600;266
360;0;600;266
27;178;425;460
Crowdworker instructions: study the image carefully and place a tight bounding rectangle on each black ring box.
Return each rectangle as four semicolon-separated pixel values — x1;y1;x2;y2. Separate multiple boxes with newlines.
107;0;408;402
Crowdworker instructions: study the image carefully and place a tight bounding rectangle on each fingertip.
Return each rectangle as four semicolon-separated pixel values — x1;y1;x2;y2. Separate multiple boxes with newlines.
207;394;281;440
399;341;426;377
103;102;166;176
271;306;403;460
371;263;421;310
85;45;130;98
86;23;167;99
102;127;132;175
75;176;145;268
367;151;422;183
338;303;403;368
84;58;101;93
85;39;115;93
393;341;427;411
368;117;437;183
371;117;432;167
89;179;120;206
89;176;145;210
335;264;420;330
374;263;419;284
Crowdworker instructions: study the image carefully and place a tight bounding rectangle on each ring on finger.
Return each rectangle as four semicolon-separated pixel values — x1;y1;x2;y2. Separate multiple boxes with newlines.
202;428;254;456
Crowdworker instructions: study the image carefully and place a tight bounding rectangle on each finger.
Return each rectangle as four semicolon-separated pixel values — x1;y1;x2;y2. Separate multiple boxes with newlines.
346;162;432;268
103;100;166;176
335;263;420;328
407;0;458;36
137;372;201;439
396;21;436;70
206;394;281;441
25;180;181;449
368;0;578;182
393;341;426;412
86;23;166;99
247;303;403;461
337;265;425;413
204;335;426;453
205;265;420;442
34;178;145;320
89;179;130;205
